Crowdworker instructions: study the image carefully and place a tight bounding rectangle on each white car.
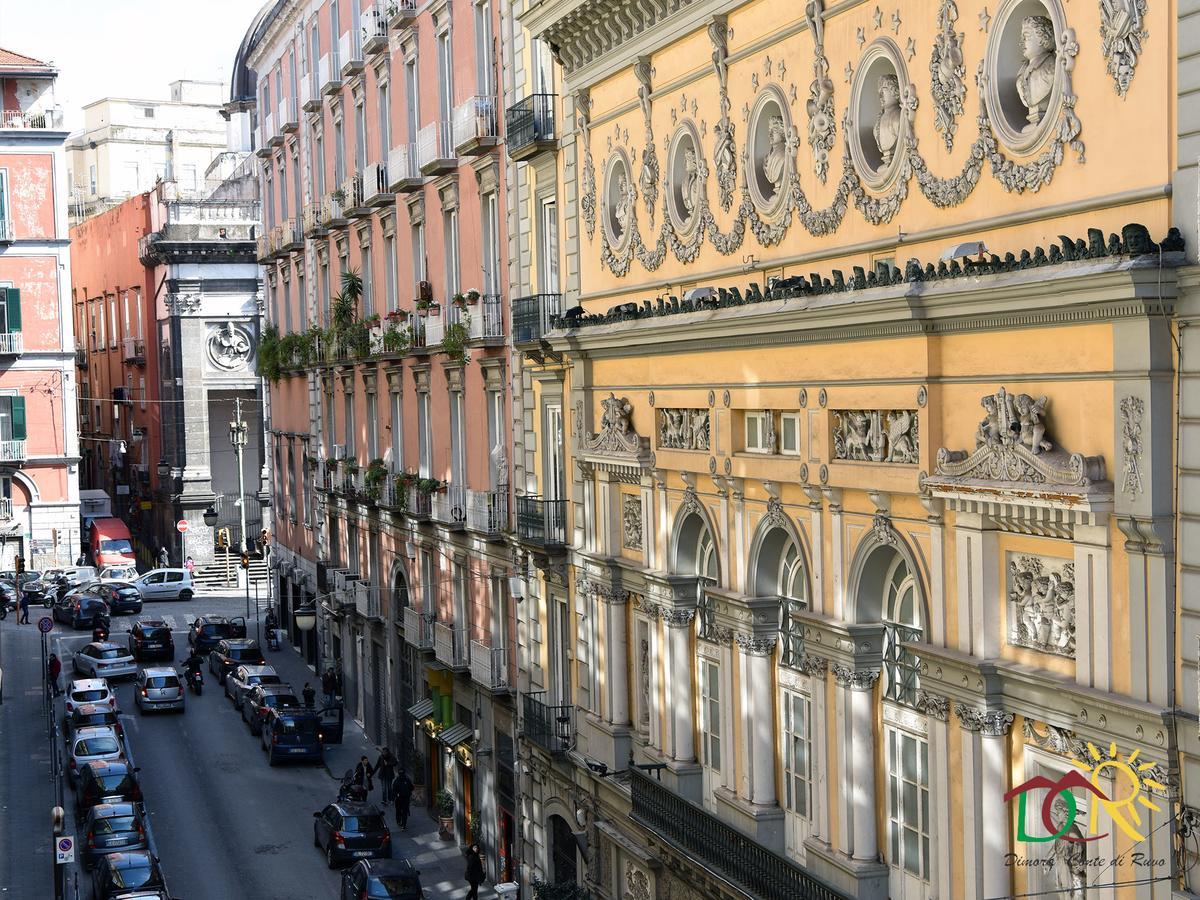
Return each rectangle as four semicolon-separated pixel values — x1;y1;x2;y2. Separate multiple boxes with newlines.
223;664;282;709
66;678;116;716
73;642;137;680
133;568;194;602
67;724;123;787
98;565;138;583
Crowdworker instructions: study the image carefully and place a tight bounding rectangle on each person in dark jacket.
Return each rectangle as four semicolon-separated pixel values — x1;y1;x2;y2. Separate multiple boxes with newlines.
301;682;315;708
321;669;336;706
392;770;414;829
353;755;374;792
47;653;62;697
464;843;485;900
372;748;397;804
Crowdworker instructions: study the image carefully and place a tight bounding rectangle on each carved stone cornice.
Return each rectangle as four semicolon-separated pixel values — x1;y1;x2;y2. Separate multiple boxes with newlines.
1024;718;1172;798
660;607;696;628
579;393;652;466
793;607;884;673
831;665;880;692
734;633;777;657
916;690;950;721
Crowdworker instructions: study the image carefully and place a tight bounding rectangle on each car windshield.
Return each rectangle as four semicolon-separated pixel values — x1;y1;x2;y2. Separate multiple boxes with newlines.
250;674;281;685
97;648;124;660
279;717;318;736
199;623;229;636
111;863;157;888
114;587;140;598
75;713;114;727
92;815;138;835
95;773;134;794
100;540;134;554
75;736;120;755
266;694;298;707
82;600;107;611
370;875;421;896
73;689;107;702
341;815;385;832
145;676;179;689
229;647;260;660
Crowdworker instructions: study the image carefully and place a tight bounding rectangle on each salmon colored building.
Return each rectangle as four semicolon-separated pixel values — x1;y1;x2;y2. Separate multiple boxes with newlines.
237;0;517;881
0;47;80;568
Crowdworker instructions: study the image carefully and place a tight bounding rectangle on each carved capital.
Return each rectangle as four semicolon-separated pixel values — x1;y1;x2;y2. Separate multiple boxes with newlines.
916;690;950;721
832;665;879;691
660;607;696;628
797;655;828;678
955;704;1013;735
735;633;777;656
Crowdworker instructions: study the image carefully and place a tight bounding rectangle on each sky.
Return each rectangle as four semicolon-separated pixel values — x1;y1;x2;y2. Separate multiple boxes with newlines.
0;0;263;131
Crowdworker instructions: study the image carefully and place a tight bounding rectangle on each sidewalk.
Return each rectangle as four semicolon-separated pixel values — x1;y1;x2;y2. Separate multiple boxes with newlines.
263;637;496;899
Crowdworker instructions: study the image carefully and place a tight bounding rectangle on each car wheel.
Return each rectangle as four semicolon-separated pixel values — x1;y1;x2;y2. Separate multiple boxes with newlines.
180;590;193;601
326;843;336;868
313;825;320;848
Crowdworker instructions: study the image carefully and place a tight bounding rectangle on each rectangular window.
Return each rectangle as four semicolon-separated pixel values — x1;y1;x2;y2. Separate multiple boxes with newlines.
481;192;499;296
474;1;494;96
325;388;336;455
781;690;811;818
279;158;289;220
366;392;378;460
781;413;801;455
310;24;321;94
389;391;403;469
0;396;27;442
361;245;373;315
138;376;146;411
89;164;97;196
343;390;354;450
411;222;426;288
443;209;459;299
334;120;345;187
97;299;106;347
0;170;10;233
420;549;434;613
302;447;312;526
417;392;431;477
550;595;571;705
314;131;326;198
384;234;397;312
320;260;331;324
282;279;293;334
354;102;366;174
543;403;563;500
0;288;21;334
887;728;931;880
531;38;553;95
378;79;391;160
486;388;502;490
108;297;118;346
298;272;308;330
287;442;297;522
539;199;559;293
745;411;769;452
449;391;464;487
437;31;454;125
404;59;419;143
699;659;722;791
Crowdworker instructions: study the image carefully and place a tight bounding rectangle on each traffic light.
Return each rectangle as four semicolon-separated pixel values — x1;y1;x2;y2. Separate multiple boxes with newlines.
240;552;250;570
14;555;24;575
215;528;229;550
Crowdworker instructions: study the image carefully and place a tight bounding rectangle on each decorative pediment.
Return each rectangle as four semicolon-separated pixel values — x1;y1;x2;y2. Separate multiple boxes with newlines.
926;388;1108;506
579;393;652;465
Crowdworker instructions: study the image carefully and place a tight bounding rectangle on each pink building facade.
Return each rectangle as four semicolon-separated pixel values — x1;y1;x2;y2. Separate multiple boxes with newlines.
238;0;516;880
0;48;80;569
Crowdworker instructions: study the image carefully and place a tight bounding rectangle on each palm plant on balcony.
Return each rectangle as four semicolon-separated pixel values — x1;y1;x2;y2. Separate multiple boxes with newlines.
364;458;387;501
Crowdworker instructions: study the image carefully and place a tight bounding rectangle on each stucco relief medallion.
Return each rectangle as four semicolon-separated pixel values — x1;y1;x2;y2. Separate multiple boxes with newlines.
666;122;706;238
847;40;917;195
745;86;798;220
1008;553;1075;657
603;150;636;254
207;321;254;371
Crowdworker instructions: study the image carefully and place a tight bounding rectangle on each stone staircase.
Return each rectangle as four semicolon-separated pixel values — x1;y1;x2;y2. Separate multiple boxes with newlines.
194;549;269;590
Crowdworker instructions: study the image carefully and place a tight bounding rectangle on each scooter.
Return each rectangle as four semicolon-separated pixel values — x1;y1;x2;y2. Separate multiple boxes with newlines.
186;667;204;696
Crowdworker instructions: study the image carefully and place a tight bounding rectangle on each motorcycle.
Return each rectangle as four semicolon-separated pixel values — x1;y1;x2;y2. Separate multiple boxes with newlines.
266;628;280;652
337;770;367;803
186;667;203;696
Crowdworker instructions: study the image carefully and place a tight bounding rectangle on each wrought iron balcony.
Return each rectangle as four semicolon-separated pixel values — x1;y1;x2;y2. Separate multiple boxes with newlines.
470;643;509;693
434;621;469;670
122;337;145;365
301;77;319;113
387;144;422;193
466;489;507;537
0;441;26;462
75;348;87;368
0;108;64;130
523;691;573;756
406;485;432;520
362;6;389;55
342;173;370;218
516;496;567;548
303;201;328;237
281;217;304;252
448;296;504;343
512;293;562;346
417;121;456;175
453;96;500;156
431;483;467;528
266;110;283;147
387;0;417;27
505;94;556;161
0;497;12;519
321;192;348;228
363;161;392;206
0;332;22;355
402;606;434;650
629;768;848;900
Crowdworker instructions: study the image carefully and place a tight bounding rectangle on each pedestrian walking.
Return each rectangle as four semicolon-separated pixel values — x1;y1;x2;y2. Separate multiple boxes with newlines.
353;755;374;793
373;748;397;804
74;553;86;566
184;556;195;575
332;667;344;701
321;669;336;706
157;547;169;568
393;770;414;829
18;591;28;624
464;843;485;900
302;682;315;708
46;653;61;697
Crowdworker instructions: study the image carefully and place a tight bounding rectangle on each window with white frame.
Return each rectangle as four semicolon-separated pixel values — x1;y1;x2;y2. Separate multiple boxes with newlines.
361;245;373;314
333;120;345;187
420;548;434;613
384;233;397;312
699;658;722;807
343;388;354;450
781;412;801;455
437;30;453;126
417;391;431;477
0;169;11;230
366;391;378;460
314;130;326;198
539;198;559;293
354;102;366;174
745;411;770;452
389;389;403;469
107;296;117;347
378;77;391;161
781;689;812;819
320;259;331;324
324;386;336;454
882;555;922;708
302;448;312;526
486;387;502;490
282;278;292;334
449;390;464;487
279;156;289;220
411;221;426;288
404;58;419;143
298;271;307;330
287;442;297;522
444;209;460;299
887;727;931;882
481;191;499;296
474;0;494;97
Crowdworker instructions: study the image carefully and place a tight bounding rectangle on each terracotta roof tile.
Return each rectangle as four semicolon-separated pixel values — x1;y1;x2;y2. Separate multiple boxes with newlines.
0;47;49;68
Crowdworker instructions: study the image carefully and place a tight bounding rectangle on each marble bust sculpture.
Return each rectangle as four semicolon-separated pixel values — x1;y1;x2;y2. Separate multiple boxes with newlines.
1016;15;1057;129
872;73;902;165
762;115;788;197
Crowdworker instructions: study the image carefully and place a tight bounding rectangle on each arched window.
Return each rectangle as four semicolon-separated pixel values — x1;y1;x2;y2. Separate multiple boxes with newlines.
881;555;921;707
695;525;720;640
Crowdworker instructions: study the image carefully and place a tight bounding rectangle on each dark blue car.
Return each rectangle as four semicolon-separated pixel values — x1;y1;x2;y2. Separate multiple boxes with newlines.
261;707;324;765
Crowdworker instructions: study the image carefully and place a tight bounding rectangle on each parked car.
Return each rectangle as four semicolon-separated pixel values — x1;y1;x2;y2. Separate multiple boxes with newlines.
73;642;137;680
51;566;98;601
312;802;392;868
340;859;426;899
127;620;175;662
98;564;139;583
134;667;184;714
134;569;194;602
224;664;281;708
94;582;144;615
4;571;46;604
241;684;300;735
187;616;247;655
66;704;124;743
66;679;117;716
262;707;324;765
75;760;142;824
90;850;164;900
52;592;109;630
208;638;263;685
81;802;149;871
67;725;124;788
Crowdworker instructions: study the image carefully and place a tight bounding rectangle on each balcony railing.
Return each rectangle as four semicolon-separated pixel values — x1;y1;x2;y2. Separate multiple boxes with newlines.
321;192;348;228
342;173;369;217
0;218;13;242
339;30;364;77
0;332;23;356
417;121;455;175
256;234;271;262
629;768;848;900
407;485;432;519
0;497;12;520
505;94;556;161
354;582;381;620
303;201;327;236
512;293;562;345
279;97;299;133
0;441;27;462
122;337;145;364
319;54;342;95
281;217;304;251
453;96;499;156
470;643;509;692
449;295;504;342
1;108;64;130
431;483;467;527
300;77;318;112
75;348;87;368
387;144;422;192
466;489;507;536
266;111;283;147
408;314;426;349
516;496;567;548
424;312;445;347
388;0;417;26
434;622;469;670
403;606;434;650
362;6;389;55
363;161;392;205
523;691;573;756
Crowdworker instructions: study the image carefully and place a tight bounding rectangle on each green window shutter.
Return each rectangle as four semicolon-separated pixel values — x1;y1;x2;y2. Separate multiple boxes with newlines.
5;288;20;332
10;396;25;441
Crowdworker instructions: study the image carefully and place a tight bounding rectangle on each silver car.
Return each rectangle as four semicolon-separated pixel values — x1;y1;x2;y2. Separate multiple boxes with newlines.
134;667;184;713
73;642;138;680
67;724;123;787
224;664;281;710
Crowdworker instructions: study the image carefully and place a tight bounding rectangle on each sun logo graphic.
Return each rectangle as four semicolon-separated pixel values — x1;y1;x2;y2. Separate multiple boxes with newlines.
1004;742;1166;843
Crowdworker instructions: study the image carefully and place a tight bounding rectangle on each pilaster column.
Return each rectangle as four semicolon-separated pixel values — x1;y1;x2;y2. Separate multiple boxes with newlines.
956;705;1013;900
735;632;778;806
954;512;1000;657
600;587;630;727
662;607;696;762
917;691;952;899
825;489;845;619
833;664;879;861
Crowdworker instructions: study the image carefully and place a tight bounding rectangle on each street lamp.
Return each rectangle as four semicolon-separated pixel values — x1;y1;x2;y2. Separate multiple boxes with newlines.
228;415;249;556
202;506;218;528
156;457;169;478
294;603;317;632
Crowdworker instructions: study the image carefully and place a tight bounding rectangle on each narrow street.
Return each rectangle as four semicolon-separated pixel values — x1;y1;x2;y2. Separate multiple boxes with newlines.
0;594;490;900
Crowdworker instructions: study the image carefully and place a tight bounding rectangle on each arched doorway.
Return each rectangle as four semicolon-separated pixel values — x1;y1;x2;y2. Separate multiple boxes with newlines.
548;813;578;885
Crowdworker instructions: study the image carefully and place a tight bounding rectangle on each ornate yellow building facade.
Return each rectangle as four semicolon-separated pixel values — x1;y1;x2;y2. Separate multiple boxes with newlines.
503;0;1190;898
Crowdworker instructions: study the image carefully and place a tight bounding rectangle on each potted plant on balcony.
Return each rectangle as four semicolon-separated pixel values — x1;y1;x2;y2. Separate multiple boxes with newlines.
441;320;470;366
416;477;445;495
364;458;387;502
451;292;467;309
330;187;347;205
435;788;455;841
256;325;282;382
465;288;481;305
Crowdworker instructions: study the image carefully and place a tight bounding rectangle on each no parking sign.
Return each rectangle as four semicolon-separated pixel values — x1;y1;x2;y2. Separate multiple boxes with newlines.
55;836;74;864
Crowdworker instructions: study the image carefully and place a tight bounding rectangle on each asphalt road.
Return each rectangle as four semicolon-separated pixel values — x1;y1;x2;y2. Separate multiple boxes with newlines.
1;592;346;900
